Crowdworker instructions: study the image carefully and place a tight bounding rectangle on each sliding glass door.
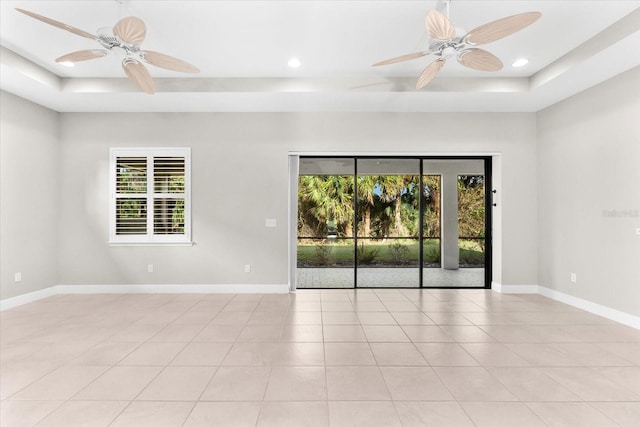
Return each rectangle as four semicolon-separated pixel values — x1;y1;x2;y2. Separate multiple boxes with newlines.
296;156;491;289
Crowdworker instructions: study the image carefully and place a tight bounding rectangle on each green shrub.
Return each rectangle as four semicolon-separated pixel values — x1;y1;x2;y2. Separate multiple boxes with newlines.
388;241;410;264
357;244;380;264
315;243;334;265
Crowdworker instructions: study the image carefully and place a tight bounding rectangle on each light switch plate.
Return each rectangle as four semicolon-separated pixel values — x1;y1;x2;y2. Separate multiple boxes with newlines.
265;219;277;227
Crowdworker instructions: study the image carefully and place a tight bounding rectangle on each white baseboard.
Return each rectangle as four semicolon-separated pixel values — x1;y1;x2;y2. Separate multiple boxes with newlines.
55;284;290;294
0;283;289;311
0;286;58;311
537;286;640;330
491;282;538;294
492;282;640;329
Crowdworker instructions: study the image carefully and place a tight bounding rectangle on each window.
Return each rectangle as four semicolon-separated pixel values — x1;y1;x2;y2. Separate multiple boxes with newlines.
110;148;191;244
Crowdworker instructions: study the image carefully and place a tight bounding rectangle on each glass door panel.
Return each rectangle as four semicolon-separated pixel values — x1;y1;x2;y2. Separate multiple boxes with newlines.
296;158;355;288
456;174;486;287
356;159;420;287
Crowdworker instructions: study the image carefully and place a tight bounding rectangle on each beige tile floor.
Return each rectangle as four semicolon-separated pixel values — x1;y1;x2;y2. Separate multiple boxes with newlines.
1;290;639;426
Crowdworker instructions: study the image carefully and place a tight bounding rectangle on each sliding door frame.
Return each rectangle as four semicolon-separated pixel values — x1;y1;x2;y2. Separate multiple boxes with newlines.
295;155;492;290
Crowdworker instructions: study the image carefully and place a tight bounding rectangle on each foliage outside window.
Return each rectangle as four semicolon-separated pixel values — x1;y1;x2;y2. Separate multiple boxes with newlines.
110;148;191;244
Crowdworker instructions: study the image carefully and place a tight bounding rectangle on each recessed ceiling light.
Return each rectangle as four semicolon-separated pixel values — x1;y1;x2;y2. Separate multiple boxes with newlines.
288;57;301;68
59;61;75;67
512;58;529;67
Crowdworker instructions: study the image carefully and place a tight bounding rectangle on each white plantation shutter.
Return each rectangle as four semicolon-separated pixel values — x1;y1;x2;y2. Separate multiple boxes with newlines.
110;148;191;244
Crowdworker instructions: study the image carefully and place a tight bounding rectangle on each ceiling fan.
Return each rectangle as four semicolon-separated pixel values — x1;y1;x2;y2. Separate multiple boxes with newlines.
373;4;541;89
15;8;200;94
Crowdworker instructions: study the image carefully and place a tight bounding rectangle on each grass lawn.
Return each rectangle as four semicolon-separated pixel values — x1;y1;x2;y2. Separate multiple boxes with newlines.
297;239;484;266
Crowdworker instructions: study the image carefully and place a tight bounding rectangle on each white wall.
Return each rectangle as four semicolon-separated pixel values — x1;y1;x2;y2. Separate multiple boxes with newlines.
55;112;538;288
537;67;640;317
0;91;59;299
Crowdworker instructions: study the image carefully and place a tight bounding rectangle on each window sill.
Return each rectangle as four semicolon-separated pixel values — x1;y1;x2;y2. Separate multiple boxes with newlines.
107;241;194;247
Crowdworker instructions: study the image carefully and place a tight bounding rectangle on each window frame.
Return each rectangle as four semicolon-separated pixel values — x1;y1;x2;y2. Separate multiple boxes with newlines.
109;147;192;246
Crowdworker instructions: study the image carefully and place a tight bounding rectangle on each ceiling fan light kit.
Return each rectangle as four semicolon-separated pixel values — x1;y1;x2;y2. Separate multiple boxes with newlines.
15;8;200;94
374;7;542;89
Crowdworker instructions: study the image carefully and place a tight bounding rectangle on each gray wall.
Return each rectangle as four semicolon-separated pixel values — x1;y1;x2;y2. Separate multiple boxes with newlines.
54;112;538;288
0;91;59;299
537;67;640;316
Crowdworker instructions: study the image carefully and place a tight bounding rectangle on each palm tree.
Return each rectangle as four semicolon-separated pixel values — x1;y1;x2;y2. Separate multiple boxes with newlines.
298;175;354;236
357;175;378;237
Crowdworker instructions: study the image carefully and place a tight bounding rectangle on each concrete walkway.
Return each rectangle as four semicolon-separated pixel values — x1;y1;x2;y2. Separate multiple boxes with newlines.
296;267;485;288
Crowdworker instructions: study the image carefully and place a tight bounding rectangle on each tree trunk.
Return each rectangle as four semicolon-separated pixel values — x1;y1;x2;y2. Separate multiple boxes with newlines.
363;207;371;237
393;197;405;237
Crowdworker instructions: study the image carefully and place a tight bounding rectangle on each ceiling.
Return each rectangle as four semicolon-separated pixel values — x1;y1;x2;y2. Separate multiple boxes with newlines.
1;1;639;113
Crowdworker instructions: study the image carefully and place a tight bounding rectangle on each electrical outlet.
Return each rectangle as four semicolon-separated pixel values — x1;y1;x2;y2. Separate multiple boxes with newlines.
14;272;22;283
244;264;251;273
148;264;154;273
570;273;577;283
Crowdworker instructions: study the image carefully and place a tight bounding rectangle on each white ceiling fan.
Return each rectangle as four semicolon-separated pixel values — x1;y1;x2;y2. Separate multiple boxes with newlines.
15;7;200;94
373;2;541;89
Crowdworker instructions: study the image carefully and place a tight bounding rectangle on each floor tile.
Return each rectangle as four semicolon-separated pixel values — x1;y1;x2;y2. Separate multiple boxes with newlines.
370;343;428;365
285;312;322;325
136;366;215;401
323;325;367;342
322;312;360;325
356;312;397;325
171;342;231;366
439;325;496;342
258;402;329;427
363;325;410;342
461;343;529;366
148;323;204;342
183;402;261;427
0;400;63;427
401;325;455;342
70;341;139;365
72;366;162;400
544;367;640;401
237;324;284;342
38;401;128;427
200;367;271;401
324;343;377;365
222;342;325;366
487;367;581;401
10;365;109;400
461;402;546;427
118;342;186;366
590;402;640;427
592;366;640;395
280;325;323;342
328;401;400;427
193;324;243;342
326;366;390;400
264;366;327;401
433;367;518;401
416;343;479;366
380;367;453;401
391;312;435;325
394;401;474;426
527;402;619;427
110;401;195;427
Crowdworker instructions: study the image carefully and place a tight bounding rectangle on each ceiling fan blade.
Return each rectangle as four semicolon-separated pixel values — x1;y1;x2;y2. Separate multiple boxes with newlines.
465;12;541;45
458;48;503;71
122;59;155;94
373;51;428;67
15;8;96;40
56;49;108;63
416;58;445;89
425;10;456;41
113;16;146;45
142;51;200;73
